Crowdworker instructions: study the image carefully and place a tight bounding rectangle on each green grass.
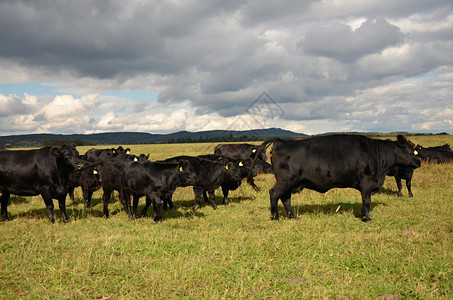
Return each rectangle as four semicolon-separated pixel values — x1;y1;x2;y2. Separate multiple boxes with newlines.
1;136;452;299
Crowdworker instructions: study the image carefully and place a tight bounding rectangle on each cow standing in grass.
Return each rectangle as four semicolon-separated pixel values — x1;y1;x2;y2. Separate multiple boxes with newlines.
96;153;149;218
0;144;85;222
161;155;245;211
121;160;197;221
247;135;421;222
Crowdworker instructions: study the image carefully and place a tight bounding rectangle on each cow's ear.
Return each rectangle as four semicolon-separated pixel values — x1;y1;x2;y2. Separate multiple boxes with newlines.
396;135;407;146
50;147;60;157
178;160;188;172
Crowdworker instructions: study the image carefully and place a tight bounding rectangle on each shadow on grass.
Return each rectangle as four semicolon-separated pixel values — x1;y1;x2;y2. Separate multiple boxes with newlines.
377;187;400;196
9;195;31;205
285;201;386;220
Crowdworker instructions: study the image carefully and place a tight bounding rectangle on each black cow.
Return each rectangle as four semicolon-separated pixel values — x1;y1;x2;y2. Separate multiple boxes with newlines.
68;165;101;208
386;165;414;197
254;159;273;174
96;153;149;218
425;144;452;151
0;144;85;222
214;143;267;161
83;146;131;162
415;145;453;163
198;154;258;206
121;160;197;221
247;135;421;222
162;155;244;210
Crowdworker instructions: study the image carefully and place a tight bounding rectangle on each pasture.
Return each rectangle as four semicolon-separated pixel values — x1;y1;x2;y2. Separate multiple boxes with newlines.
1;135;452;299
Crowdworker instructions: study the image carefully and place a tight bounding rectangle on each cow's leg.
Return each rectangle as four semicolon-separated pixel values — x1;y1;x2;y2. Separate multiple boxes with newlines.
203;190;209;203
269;185;283;221
162;193;169;211
57;196;69;223
150;194;163;222
221;186;229;205
120;191;133;220
68;187;76;206
82;188;92;208
406;178;414;197
41;192;55;223
207;189;217;210
395;176;403;197
361;190;372;222
102;189;112;218
281;191;296;219
86;190;94;208
0;191;10;221
192;187;203;209
132;195;140;217
162;192;174;211
141;196;152;217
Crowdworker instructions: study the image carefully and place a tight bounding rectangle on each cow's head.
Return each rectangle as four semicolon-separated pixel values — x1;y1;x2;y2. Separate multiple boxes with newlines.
254;159;273;175
224;160;245;183
51;144;85;170
137;153;150;161
395;135;421;169
83;166;102;190
115;146;131;156
252;147;267;161
177;160;198;186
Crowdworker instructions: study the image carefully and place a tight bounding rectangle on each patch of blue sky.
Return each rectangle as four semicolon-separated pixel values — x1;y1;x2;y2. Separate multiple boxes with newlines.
0;81;63;97
410;72;438;82
103;89;158;102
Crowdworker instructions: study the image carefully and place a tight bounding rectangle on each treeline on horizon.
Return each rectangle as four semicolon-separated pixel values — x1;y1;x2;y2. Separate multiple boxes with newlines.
0;131;449;148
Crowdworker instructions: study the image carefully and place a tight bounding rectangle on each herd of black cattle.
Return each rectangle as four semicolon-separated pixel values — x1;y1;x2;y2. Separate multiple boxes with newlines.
0;134;452;223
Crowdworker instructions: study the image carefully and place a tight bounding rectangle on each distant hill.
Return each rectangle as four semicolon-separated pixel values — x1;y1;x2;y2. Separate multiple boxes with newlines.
0;128;307;148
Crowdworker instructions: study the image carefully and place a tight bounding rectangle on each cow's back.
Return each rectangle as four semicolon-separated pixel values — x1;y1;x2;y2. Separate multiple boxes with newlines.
214;143;259;160
0;148;57;195
271;135;380;192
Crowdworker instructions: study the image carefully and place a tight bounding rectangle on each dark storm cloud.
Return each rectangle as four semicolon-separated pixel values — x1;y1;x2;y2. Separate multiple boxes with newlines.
302;18;403;63
0;0;452;134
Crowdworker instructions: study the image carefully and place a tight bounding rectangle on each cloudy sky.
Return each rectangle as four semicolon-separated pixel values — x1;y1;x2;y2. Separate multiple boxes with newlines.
1;0;452;136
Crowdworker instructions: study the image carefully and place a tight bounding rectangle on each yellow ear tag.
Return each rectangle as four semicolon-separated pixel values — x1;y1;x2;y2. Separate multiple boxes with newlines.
252;149;257;153
414;150;418;155
179;166;183;172
239;161;244;167
93;170;98;175
126;150;130;154
113;150;116;153
134;157;138;162
225;164;229;170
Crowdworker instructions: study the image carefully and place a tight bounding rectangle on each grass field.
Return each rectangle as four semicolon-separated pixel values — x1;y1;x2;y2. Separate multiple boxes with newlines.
1;135;452;299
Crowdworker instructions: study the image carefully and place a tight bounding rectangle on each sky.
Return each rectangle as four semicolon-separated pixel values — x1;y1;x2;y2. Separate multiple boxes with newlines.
0;0;452;136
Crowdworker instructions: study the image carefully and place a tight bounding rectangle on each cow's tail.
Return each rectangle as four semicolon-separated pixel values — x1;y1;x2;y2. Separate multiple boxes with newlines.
246;137;281;192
